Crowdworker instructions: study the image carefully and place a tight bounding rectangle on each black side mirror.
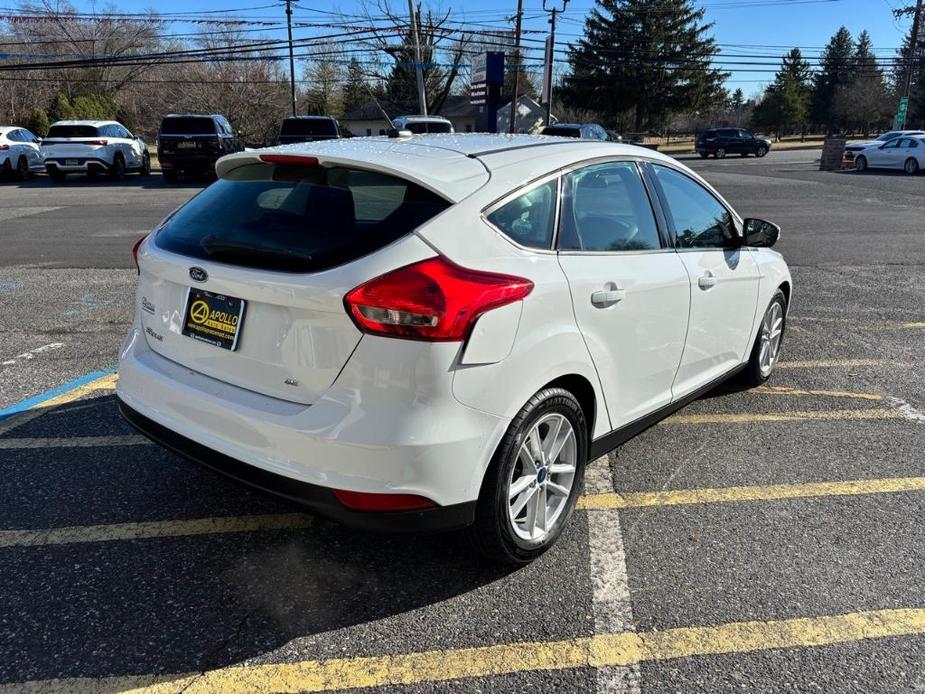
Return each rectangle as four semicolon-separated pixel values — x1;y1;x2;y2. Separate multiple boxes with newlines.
743;218;780;247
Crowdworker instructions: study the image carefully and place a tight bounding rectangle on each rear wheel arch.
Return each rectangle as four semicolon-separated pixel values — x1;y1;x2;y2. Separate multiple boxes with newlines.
778;281;791;308
541;374;597;443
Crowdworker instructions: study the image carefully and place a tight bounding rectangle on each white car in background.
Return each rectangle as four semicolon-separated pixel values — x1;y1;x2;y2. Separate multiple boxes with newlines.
391;115;455;134
118;134;791;564
854;135;925;175
844;129;925;164
42;120;150;181
0;125;43;180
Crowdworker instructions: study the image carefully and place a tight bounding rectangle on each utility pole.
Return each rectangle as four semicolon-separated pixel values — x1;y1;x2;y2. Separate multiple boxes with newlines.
507;0;524;134
285;0;297;117
542;0;568;126
904;0;924;99
407;0;428;115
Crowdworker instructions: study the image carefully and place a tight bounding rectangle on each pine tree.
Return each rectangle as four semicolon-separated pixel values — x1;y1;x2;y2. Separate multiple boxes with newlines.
750;49;812;138
893;19;925;127
811;27;855;131
342;57;369;114
561;0;727;131
833;31;890;134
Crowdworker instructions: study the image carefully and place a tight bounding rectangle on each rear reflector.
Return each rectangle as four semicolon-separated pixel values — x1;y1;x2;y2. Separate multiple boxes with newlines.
344;256;533;342
333;489;437;512
259;154;319;166
0;144;8;150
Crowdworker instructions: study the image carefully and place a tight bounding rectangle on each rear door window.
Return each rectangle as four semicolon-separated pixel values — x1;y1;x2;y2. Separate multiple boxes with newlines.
155;162;451;273
160;117;216;135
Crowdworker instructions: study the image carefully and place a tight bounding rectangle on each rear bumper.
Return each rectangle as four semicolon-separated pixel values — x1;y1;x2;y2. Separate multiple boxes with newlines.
158;153;220;170
116;319;509;524
119;399;476;533
45;157;111;172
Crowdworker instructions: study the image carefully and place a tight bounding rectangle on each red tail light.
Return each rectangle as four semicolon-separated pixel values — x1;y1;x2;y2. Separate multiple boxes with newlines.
90;139;109;146
0;144;8;150
131;234;148;274
344;256;533;342
333;489;436;512
259;154;319;166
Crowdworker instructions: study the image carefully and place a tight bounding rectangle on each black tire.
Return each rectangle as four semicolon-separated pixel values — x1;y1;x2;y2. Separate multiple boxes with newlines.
48;168;66;182
110;154;125;180
855;155;868;172
904;157;919;175
466;387;588;566
715;147;726;159
15;156;29;181
698;152;708;158
756;146;768;157
739;289;788;387
139;152;151;176
162;169;178;182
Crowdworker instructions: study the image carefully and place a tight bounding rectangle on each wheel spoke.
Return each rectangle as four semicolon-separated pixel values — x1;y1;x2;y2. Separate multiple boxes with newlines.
517;446;537;474
547;481;570;497
549;463;576;476
526;429;543;464
509;474;534;500
547;427;573;466
512;484;537;519
533;486;548;537
541;416;564;460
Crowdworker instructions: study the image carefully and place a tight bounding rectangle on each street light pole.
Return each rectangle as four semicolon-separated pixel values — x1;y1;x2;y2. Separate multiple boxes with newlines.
508;0;524;134
407;0;428;115
286;0;298;117
542;0;568;126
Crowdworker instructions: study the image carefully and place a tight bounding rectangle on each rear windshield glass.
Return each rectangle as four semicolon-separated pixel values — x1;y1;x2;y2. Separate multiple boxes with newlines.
404;121;452;134
280;119;337;136
155;163;451;273
160;117;216;135
542;127;580;138
46;125;99;138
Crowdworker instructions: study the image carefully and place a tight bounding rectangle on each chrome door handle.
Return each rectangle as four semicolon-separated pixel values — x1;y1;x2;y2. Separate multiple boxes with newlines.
591;285;626;307
698;271;717;290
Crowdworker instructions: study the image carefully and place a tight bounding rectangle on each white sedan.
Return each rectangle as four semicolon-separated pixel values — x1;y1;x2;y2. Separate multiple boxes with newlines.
0;125;43;180
854;135;925;174
118;134;791;564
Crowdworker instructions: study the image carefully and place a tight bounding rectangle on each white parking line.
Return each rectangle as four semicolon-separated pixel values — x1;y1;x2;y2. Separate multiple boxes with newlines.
586;454;641;694
0;435;149;449
0;342;64;367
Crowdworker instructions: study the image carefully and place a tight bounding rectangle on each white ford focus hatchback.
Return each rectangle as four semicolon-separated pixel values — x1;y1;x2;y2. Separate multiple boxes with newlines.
118;134;791;564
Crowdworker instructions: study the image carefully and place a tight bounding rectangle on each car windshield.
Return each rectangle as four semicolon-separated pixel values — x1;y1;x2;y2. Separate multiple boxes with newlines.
155;162;450;273
874;132;900;142
280;119;337;136
46;125;99;138
403;121;452;134
160;117;216;135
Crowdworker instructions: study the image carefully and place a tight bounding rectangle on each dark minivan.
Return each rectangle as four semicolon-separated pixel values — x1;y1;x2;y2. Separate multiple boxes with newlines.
157;114;243;181
277;116;341;145
697;128;771;159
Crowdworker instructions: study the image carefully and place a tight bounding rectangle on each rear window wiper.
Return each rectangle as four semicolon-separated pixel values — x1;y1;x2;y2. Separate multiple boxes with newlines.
200;237;313;263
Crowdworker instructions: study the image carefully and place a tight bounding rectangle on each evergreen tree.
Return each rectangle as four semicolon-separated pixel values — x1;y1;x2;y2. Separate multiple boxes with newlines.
893;19;925;127
729;88;745;111
342;57;369;114
750;49;812;138
811;27;855;131
834;31;890;134
561;0;727;131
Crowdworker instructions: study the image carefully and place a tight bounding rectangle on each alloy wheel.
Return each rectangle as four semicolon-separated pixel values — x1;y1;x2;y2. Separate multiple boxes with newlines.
758;301;784;377
716;148;726;159
905;158;918;175
507;413;577;542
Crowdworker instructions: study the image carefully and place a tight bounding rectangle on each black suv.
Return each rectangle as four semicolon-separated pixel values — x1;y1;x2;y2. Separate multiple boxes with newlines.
157;114;243;181
697;128;771;158
276;116;341;145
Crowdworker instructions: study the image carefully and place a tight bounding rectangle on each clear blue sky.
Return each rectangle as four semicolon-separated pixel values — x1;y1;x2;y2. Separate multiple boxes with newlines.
6;0;915;95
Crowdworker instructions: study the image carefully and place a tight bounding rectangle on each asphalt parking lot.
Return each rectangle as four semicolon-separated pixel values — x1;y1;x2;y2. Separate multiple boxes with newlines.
1;148;924;692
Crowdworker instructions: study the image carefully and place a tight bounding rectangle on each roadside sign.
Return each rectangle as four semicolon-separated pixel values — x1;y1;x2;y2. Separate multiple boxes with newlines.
896;96;910;129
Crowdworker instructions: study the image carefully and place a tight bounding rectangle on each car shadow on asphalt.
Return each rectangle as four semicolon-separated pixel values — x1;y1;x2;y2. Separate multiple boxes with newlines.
1;395;572;686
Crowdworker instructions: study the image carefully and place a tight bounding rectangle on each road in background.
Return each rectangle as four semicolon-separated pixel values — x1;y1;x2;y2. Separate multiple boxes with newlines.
1;149;924;692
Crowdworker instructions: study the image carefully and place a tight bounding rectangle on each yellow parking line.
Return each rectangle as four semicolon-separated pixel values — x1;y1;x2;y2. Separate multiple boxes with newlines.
0;373;118;436
750;385;882;401
902;322;925;329
7;608;925;693
0;435;149;449
778;359;885;369
0;513;312;549
664;408;899;425
577;476;925;511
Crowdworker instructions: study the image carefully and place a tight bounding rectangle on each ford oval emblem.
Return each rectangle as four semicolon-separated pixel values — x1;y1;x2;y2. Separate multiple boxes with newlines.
189;267;208;282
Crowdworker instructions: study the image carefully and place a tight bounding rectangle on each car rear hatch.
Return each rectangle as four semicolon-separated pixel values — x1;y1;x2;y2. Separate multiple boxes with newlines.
42;125;106;158
159;117;220;157
136;151;462;404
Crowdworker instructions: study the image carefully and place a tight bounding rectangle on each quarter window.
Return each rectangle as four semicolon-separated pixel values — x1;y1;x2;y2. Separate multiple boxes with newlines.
486;179;557;249
652;165;736;249
558;161;661;252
